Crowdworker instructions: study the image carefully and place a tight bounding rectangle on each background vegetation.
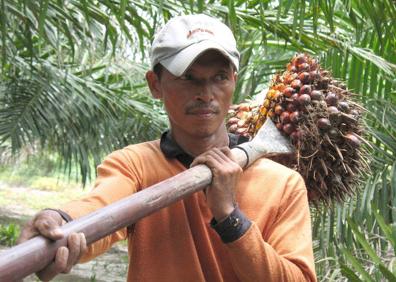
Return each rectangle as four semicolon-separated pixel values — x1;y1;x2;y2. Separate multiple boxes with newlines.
0;0;395;281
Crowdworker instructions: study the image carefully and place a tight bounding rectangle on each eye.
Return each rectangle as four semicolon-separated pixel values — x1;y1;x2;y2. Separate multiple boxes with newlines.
214;73;229;81
180;73;194;81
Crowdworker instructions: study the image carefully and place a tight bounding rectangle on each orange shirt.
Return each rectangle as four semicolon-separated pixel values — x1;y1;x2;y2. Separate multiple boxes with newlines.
61;140;317;281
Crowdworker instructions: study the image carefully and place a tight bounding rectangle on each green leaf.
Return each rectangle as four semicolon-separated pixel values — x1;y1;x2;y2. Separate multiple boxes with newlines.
378;264;396;282
372;203;396;252
340;246;373;281
0;0;7;67
227;0;237;33
119;0;127;25
38;0;49;37
340;264;363;281
348;218;382;265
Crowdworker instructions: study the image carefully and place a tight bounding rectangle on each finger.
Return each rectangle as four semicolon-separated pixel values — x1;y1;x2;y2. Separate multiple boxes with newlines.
192;148;226;165
35;217;64;240
77;233;88;262
17;221;39;244
192;155;223;171
209;148;231;163
215;148;242;170
218;147;234;160
36;246;68;281
64;233;81;273
190;154;208;167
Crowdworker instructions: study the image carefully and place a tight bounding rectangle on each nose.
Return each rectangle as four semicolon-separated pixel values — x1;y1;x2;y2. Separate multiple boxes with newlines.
194;81;214;102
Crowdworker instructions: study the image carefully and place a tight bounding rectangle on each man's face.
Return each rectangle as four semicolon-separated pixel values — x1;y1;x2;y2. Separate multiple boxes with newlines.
152;50;237;139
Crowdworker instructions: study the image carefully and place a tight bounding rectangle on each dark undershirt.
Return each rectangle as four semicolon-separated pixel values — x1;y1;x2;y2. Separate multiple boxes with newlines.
159;130;252;243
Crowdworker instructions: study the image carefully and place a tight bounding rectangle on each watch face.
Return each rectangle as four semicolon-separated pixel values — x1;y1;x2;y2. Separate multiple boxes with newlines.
231;216;241;227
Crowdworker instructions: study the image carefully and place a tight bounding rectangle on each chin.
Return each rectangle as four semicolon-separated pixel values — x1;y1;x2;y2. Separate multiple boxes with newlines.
191;125;225;138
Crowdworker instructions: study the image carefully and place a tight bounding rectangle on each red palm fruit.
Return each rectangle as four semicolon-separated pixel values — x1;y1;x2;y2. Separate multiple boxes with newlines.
290;129;302;142
228;124;238;133
310;90;323;100
290;111;300;124
283;123;295;135
274;105;284;115
291;93;300;106
338;101;350;113
276;122;283;130
286;103;297;112
309;59;318;70
291;79;302;89
298;63;310;72
298;94;311;106
325;92;338;106
317;118;331;130
237;119;245;127
298;72;311;84
238;103;250;111
295;54;307;65
290;65;298;73
280;112;291;124
285;73;298;84
309;71;320;81
227;117;239;124
299;85;312;94
319;77;331;88
328;106;340;115
283;87;295;97
236;127;247;134
345;133;361;147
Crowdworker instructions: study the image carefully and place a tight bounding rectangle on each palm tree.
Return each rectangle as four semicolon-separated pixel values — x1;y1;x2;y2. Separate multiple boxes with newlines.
0;1;168;183
1;0;395;279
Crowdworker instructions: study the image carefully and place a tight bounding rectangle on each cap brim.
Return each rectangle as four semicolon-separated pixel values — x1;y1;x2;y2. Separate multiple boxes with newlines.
160;40;239;77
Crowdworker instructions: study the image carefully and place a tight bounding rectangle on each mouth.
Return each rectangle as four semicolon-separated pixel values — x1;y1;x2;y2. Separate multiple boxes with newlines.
189;109;216;114
187;108;219;119
186;104;220;116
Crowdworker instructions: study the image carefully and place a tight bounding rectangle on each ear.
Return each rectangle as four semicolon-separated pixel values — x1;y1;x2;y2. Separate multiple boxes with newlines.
233;70;238;83
146;70;162;99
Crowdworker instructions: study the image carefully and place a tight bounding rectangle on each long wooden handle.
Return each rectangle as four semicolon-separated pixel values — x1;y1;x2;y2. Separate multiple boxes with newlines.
0;148;249;281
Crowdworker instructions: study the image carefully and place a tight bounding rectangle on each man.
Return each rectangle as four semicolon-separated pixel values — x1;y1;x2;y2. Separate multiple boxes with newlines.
18;14;317;281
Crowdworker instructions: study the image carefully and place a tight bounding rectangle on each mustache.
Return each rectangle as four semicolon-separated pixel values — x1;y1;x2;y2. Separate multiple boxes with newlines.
185;102;220;114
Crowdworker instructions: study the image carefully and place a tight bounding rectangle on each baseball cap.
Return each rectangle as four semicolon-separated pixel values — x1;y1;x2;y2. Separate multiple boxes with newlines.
150;14;240;77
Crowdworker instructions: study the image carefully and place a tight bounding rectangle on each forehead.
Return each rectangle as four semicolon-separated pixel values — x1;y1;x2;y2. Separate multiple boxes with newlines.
187;50;232;71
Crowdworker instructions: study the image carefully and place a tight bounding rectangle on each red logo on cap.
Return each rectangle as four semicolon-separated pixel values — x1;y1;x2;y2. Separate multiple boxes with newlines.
187;28;214;39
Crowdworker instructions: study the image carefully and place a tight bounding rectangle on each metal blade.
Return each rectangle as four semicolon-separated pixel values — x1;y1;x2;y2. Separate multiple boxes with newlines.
251;118;295;154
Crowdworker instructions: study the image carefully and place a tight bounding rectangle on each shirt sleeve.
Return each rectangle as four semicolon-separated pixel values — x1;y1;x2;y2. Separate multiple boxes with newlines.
225;172;317;282
60;149;139;263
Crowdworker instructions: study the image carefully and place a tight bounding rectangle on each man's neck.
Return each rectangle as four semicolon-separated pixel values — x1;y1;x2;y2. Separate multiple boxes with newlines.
170;126;229;157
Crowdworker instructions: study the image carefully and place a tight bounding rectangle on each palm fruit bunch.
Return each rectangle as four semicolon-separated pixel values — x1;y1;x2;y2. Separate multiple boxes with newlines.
226;53;368;205
227;102;259;137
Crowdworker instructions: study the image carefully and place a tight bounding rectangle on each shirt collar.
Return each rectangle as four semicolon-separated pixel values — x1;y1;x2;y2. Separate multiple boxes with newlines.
160;130;249;168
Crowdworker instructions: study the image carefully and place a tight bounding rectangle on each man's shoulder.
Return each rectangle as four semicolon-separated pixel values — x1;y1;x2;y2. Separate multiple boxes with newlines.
123;139;161;152
105;139;161;161
240;158;307;208
249;157;298;177
245;157;306;193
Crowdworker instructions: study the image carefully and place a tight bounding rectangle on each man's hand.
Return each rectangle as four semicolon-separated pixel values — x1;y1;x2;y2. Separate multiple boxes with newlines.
17;210;87;281
191;147;242;221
